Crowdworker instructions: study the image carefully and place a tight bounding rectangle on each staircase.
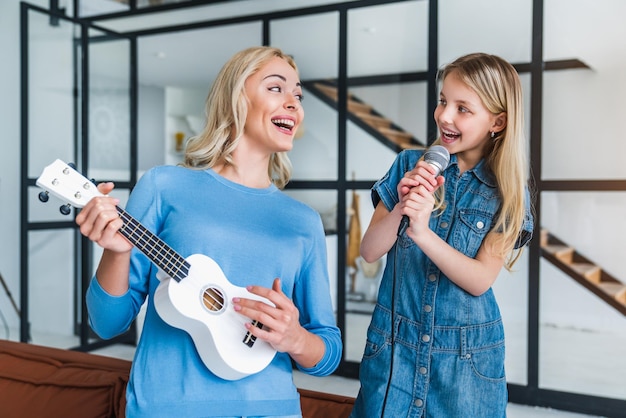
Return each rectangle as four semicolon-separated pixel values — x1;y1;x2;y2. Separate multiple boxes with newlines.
306;81;425;152
541;229;626;315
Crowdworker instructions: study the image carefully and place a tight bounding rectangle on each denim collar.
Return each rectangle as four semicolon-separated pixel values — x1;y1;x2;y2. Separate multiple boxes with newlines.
448;154;497;188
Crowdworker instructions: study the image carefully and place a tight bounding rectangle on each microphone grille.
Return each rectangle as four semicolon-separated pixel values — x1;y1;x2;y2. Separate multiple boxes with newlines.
424;145;450;174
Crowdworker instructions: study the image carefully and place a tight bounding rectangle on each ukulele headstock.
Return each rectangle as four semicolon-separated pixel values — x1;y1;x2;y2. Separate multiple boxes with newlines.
36;159;103;214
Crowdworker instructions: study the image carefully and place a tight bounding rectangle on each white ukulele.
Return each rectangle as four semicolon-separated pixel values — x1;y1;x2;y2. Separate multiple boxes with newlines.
36;159;277;380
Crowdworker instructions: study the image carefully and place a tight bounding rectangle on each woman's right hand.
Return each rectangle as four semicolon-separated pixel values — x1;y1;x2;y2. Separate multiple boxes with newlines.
75;182;133;253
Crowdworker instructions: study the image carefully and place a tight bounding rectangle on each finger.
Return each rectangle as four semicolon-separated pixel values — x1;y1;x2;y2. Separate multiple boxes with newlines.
272;278;282;294
97;181;115;195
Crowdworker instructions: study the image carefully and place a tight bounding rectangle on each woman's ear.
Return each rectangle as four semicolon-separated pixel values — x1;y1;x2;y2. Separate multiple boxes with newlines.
492;112;507;134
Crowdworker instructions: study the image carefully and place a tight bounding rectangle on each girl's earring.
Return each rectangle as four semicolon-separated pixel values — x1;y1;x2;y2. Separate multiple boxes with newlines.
490;131;495;139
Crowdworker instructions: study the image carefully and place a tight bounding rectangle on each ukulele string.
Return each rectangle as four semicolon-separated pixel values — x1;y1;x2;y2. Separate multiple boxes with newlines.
118;210;259;331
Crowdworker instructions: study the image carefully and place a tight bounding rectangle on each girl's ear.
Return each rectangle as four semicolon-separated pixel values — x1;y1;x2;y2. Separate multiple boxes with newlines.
492;112;507;134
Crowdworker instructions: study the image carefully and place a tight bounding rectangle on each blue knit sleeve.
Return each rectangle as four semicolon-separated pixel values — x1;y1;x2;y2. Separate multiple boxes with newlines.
85;169;157;339
292;212;342;377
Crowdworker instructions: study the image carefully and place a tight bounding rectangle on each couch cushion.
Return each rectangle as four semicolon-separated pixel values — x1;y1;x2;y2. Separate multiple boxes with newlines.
0;340;131;418
298;387;355;418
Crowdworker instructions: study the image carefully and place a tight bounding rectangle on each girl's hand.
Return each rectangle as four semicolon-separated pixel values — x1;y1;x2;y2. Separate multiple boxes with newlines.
75;182;133;253
398;161;445;231
397;160;442;199
404;183;439;237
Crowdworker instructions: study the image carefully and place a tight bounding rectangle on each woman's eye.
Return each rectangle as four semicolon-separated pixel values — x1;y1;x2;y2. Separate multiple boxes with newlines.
296;94;304;102
458;106;469;113
269;86;281;93
438;99;446;106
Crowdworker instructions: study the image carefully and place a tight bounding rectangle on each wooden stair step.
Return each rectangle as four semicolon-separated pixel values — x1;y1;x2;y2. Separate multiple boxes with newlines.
542;244;574;263
313;84;372;113
314;83;338;99
348;100;373;114
569;262;601;284
379;127;413;145
598;282;626;305
540;229;549;246
356;112;392;129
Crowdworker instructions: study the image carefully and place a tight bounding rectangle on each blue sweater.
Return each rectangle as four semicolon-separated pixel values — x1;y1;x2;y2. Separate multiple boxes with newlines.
86;166;342;417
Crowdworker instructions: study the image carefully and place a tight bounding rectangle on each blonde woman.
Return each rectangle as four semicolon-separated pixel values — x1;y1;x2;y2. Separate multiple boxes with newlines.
351;53;534;417
77;46;341;417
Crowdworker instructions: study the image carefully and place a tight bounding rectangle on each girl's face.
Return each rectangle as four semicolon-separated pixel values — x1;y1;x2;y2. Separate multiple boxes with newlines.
241;56;304;156
434;71;505;171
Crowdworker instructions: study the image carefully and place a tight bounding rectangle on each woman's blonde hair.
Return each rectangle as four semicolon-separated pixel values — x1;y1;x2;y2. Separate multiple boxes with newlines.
434;53;531;269
182;46;297;189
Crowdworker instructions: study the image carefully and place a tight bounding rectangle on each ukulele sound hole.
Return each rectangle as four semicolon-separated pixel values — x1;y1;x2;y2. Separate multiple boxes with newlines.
202;287;225;313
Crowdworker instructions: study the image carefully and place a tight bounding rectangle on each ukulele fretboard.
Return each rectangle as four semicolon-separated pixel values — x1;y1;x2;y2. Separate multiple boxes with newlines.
116;207;190;283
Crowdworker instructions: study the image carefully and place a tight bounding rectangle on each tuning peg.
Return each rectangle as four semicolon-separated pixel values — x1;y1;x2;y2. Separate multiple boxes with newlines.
67;162;77;170
38;191;49;203
59;204;71;215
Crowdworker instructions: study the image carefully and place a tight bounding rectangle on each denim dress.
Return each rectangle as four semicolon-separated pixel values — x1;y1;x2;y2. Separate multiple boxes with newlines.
351;150;534;418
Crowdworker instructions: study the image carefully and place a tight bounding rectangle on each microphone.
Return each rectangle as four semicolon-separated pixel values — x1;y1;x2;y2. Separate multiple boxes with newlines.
397;145;450;236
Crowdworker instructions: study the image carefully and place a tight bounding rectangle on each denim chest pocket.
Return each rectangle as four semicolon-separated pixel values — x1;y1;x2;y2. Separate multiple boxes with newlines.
452;209;493;258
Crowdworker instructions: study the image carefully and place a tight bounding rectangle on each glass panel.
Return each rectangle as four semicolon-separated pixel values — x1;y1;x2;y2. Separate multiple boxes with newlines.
346;84;422;181
88;28;131;181
348;1;428;77
543;1;626;180
79;0;129;17
283;189;339;307
439;0;532;65
492;252;529;386
272;12;339;181
347;2;427;181
27;229;77;348
27;11;79;179
156;22;263;166
344;189;384;363
539;191;626;399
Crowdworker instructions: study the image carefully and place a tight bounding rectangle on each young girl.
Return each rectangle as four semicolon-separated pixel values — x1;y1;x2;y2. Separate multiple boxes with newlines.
350;53;534;417
76;46;342;417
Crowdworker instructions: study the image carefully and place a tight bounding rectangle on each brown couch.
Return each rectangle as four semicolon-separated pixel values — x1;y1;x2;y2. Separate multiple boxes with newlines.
0;339;354;418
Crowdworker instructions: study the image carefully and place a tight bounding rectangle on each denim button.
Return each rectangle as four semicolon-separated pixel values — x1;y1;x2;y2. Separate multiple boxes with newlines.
414;399;423;407
424;304;432;312
419;367;427;374
477;221;484;229
428;274;436;282
440;221;448;228
422;334;430;343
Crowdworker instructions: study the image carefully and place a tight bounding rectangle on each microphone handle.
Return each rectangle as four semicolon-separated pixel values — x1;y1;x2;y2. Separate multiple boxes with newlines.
396;158;447;237
398;215;409;236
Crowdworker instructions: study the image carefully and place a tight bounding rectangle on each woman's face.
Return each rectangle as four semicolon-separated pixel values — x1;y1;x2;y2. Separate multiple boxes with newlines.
241;56;304;156
434;71;505;171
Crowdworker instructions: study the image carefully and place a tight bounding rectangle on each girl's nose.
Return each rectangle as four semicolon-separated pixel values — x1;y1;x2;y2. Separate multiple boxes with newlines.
438;106;453;123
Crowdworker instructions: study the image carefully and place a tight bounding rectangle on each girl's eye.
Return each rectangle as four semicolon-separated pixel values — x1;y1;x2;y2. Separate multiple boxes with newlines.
269;86;281;93
458;106;469;113
295;94;304;102
438;99;446;106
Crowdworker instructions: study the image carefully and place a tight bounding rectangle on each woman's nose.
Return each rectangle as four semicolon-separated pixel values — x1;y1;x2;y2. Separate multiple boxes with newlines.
285;96;299;110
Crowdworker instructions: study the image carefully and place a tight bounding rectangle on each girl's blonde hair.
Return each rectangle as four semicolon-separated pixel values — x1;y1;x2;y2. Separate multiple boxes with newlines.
434;53;531;269
182;46;297;189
